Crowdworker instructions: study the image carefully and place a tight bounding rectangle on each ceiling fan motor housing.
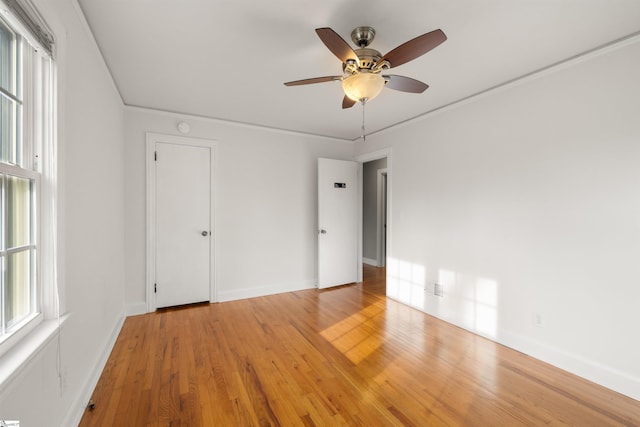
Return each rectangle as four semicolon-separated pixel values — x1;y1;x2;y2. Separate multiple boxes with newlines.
343;27;390;75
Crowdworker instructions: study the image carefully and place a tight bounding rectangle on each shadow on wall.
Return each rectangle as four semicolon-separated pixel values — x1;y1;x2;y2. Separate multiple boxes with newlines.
386;258;498;338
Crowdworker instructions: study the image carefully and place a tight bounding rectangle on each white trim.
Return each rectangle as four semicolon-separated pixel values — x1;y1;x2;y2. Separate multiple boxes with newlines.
392;298;640;401
217;280;315;303
362;258;378;267
498;329;640;402
125;302;147;317
61;310;125;427
0;313;67;391
0;313;41;359
0;163;39;179
145;136;155;312
0;0;50;56
356;162;363;283
356;148;392;164
126;105;351;143
146;132;217;312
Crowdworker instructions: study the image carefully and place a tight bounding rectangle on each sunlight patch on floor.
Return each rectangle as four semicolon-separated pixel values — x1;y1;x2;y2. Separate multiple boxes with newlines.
320;303;385;364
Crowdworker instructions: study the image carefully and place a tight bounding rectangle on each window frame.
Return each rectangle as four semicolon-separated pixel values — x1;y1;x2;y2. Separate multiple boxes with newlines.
0;5;55;360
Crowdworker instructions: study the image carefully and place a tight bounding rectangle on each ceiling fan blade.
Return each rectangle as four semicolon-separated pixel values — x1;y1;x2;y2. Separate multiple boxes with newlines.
284;76;341;86
316;27;359;64
383;75;429;93
342;95;356;109
380;29;447;68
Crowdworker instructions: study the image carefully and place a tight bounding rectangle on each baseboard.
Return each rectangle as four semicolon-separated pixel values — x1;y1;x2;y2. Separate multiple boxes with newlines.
498;329;640;402
61;309;125;427
125;302;148;317
362;257;378;266
217;280;316;302
404;299;640;402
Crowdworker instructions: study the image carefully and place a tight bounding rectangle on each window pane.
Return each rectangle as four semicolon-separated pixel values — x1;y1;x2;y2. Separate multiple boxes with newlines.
1;96;19;164
5;249;32;329
7;175;32;248
1;17;20;166
0;17;17;95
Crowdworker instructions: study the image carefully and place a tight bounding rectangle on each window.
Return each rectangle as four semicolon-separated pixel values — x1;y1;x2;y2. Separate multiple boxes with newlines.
0;9;54;352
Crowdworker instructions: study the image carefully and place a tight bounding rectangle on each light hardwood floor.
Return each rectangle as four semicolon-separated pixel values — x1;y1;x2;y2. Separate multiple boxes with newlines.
79;266;640;426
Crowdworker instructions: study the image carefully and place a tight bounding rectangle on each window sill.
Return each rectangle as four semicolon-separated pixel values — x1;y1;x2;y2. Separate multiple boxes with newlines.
0;313;70;390
0;313;43;359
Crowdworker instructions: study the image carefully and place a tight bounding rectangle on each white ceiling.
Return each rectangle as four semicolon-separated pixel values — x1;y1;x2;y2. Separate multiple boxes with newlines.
77;0;640;141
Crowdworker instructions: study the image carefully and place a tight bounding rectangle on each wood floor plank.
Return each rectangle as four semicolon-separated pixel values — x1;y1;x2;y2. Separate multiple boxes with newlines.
79;265;640;426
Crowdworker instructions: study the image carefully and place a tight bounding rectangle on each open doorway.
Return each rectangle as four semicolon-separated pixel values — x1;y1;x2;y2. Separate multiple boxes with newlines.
362;158;388;268
357;148;391;290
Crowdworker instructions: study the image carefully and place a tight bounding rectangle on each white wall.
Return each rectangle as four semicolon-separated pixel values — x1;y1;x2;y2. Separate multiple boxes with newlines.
124;108;354;310
0;0;127;425
356;38;640;400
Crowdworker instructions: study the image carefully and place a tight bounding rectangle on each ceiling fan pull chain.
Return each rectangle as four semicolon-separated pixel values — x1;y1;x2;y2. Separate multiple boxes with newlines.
361;100;366;142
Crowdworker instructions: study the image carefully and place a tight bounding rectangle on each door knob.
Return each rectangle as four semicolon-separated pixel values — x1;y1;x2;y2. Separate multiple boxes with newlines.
319;229;327;234
201;231;209;236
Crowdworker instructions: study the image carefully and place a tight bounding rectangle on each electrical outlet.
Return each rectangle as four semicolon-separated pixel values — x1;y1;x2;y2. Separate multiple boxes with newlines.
434;283;444;297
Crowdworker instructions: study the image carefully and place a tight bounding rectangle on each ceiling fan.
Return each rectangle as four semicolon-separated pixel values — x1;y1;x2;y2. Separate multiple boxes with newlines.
284;26;447;109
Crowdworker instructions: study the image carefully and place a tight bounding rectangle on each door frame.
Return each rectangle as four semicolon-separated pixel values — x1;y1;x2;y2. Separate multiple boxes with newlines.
146;132;217;312
356;148;392;282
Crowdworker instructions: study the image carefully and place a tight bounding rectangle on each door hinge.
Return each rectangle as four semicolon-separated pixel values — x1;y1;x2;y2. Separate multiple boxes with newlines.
154;151;157;161
154;283;157;293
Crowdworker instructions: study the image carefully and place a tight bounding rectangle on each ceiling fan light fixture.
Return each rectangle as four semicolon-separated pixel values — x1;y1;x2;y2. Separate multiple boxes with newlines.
342;73;385;103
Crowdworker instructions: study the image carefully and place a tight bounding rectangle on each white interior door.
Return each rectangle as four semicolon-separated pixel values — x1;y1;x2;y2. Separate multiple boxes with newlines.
155;141;211;308
318;158;359;289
